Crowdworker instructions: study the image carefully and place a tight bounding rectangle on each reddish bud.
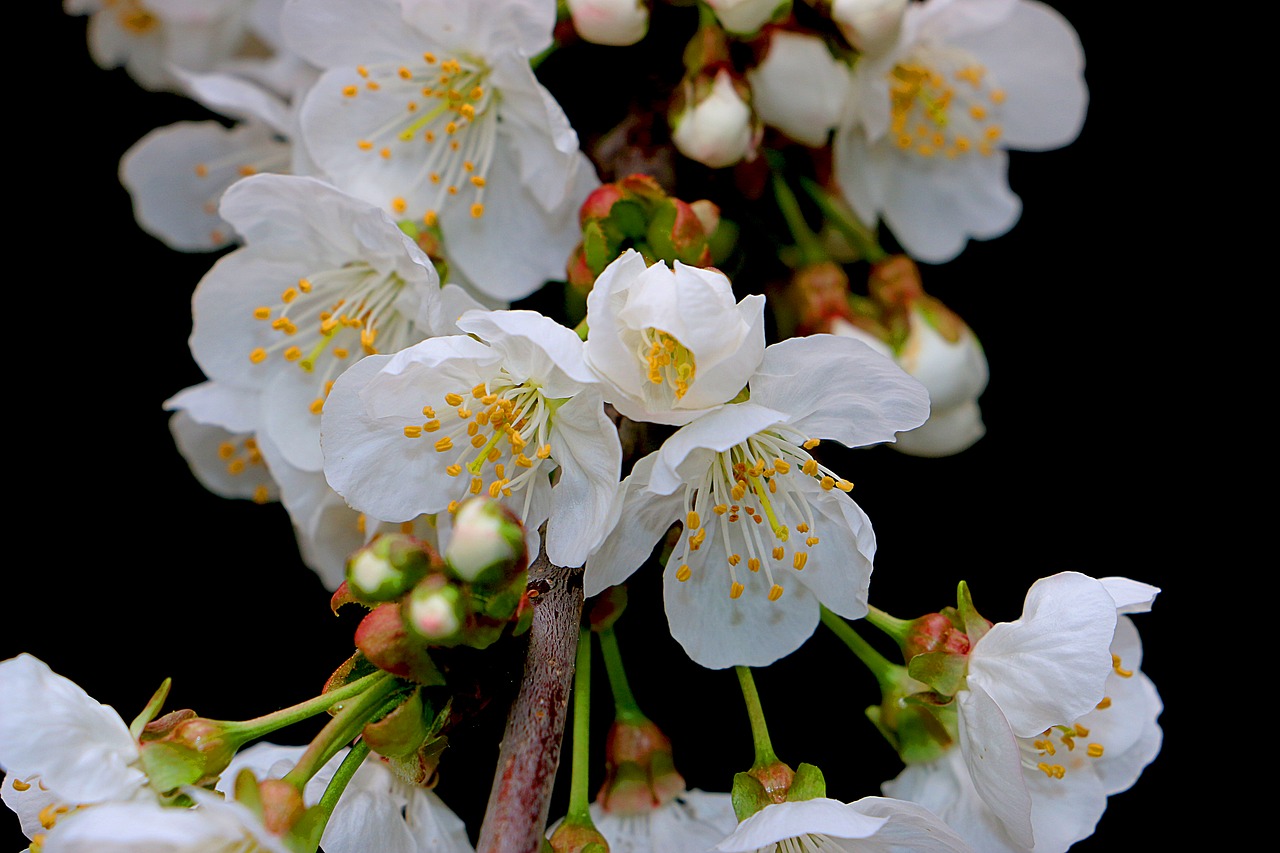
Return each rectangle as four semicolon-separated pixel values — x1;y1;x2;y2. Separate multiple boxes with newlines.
596;716;686;814
354;603;445;685
258;779;306;836
902;612;971;662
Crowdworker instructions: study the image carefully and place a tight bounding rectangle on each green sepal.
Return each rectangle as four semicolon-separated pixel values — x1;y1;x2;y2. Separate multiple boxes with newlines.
731;770;774;822
361;689;429;758
907;651;968;696
610;198;649;240
129;678;173;740
785;763;827;802
323;651;381;698
956;581;990;645
138;740;205;792
288;808;328;853
893;698;958;765
865;704;899;751
583;220;615;276
233;767;264;818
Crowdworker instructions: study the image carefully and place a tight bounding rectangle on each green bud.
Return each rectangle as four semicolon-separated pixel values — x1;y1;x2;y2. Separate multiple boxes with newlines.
444;498;526;585
346;534;437;603
404;579;465;644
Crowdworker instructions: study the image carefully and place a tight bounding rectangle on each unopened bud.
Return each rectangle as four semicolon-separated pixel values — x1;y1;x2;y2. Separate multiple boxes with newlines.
832;0;907;58
258;778;307;836
646;197;713;266
901;612;971;663
671;69;757;169
547;820;610;853
704;0;791;36
405;577;465;643
597;717;686;814
566;0;649;46
346;534;437;603
444;497;526;585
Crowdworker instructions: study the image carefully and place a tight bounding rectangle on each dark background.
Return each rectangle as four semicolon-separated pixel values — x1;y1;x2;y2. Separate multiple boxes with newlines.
10;2;1195;850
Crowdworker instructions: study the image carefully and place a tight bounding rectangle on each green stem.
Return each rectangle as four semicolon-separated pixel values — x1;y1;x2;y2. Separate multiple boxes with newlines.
283;672;401;790
565;626;596;824
819;606;900;693
799;177;888;263
597;626;646;724
735;666;778;769
223;671;388;743
864;604;915;646
769;160;828;267
301;740;371;851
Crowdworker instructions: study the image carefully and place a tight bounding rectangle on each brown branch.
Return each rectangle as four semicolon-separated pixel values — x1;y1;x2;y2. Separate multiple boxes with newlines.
476;547;584;853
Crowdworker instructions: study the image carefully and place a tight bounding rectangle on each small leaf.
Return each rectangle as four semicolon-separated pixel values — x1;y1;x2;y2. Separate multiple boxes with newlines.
129;678;173;740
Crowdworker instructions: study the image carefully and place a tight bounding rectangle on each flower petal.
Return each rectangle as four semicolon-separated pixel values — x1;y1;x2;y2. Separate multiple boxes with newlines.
956;685;1034;849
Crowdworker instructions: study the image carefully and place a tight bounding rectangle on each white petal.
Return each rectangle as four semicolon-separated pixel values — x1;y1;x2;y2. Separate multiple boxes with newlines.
716;798;886;849
0;656;144;806
750;335;930;446
456;310;596;394
967;572;1117;737
545;389;623;567
1020;760;1106;853
648;402;789;496
163;380;261;434
584;454;684;597
845;796;975;852
891;400;986;458
1098;577;1160;614
956;685;1034;849
748;31;852;147
786;478;876;619
168;411;279;503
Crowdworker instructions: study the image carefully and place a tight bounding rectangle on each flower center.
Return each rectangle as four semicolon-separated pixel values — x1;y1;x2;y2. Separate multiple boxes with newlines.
250;264;412;419
216;436;272;505
672;427;854;602
886;46;1006;159
769;834;840;852
402;371;558;523
1021;655;1135;780
640;328;696;401
109;0;158;34
340;53;498;224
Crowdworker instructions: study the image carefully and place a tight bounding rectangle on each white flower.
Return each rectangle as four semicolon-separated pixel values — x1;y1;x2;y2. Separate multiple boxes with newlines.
746;30;852;148
672;70;756;169
188;173;446;477
703;0;790;36
282;0;600;300
714;796;972;853
566;0;650;47
64;0;263;93
883;573;1161;853
835;0;1087;262
0;655;148;846
38;790;291;853
586;334;928;668
582;250;766;425
220;743;475;853
831;0;908;58
549;790;738;853
321;309;623;568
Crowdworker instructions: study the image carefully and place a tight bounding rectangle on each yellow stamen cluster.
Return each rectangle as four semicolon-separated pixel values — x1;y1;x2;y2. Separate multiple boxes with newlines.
1029;720;1108;780
887;57;1006;159
642;328;697;400
338;52;496;221
216;437;267;480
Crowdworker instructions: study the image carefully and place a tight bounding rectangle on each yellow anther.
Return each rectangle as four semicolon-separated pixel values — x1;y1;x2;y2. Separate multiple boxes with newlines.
955;136;971;152
470;434;487;448
423;419;441;432
820;476;835;491
469;477;483;495
404;425;423;438
38;804;61;830
252;484;270;504
773;458;790;474
985;125;1003;140
358;139;374;151
425;130;436;142
516;454;533;468
727;554;741;566
407;101;417;111
688;528;706;550
356;514;367;534
801;460;819;476
713;504;728;515
990;88;1007;104
471;203;485;218
1061;734;1076;751
793;552;807;570
434;437;453;452
488;480;503;498
398;66;412;79
253;306;271;320
342;85;358;97
424;210;438;226
772;546;785;561
471;86;484;100
1112;655;1133;677
835;480;853;492
466;421;480;437
896;134;913;149
451;140;461;150
1073;724;1090;737
424;52;436;63
676;565;691;582
768;584;784;601
459;103;475;120
448;186;459;195
423;406;436;417
356;65;369;78
804;537;819;548
11;779;31;792
747;558;761;573
194;163;209;177
969;104;987;120
686;511;701;530
430;172;442;184
380;147;392;159
1096;696;1112;709
481;394;499;405
1037;763;1065;779
803;438;820;449
250;347;268;364
796;523;810;533
1034;739;1056;755
730;581;745;600
1087;744;1105;758
309;398;325;415
366;80;381;91
447;500;460;513
333;348;350;359
445;392;464;406
916;144;935;157
471;383;488;398
284;346;302;361
227;459;246;475
217;442;236;460
446;122;458;134
536;444;553;459
446;464;463;476
731;481;747;501
281;287;298;303
392;197;407;213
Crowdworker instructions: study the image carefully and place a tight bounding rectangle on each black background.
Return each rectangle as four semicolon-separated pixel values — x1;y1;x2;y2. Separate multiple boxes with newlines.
10;2;1196;850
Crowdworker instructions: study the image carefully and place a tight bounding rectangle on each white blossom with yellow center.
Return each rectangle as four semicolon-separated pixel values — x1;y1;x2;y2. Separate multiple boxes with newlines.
835;0;1087;262
884;574;1162;853
583;250;766;426
586;334;929;669
282;0;599;301
189;173;446;477
321;309;622;569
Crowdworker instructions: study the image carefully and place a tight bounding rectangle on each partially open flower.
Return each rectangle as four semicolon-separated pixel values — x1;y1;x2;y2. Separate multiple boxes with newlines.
566;0;650;46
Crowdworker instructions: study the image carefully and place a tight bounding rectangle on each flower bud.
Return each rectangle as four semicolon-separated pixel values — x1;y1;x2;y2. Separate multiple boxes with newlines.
404;575;465;644
355;602;446;684
901;612;971;662
346;533;438;603
566;0;649;46
891;306;989;458
831;0;907;58
645;197;714;265
704;0;791;36
596;716;686;814
547;821;610;853
444;497;526;586
671;69;757;169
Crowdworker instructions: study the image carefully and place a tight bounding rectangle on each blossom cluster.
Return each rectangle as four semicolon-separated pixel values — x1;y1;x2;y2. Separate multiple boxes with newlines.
3;2;1161;853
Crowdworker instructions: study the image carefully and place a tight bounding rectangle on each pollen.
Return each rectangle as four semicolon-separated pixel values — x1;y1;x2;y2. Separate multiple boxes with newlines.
342;85;358;97
686;511;701;530
435;437;454;452
392;197;407;213
1096;697;1112;709
446;464;462;476
398;66;412;79
309;398;325;415
194;163;208;177
793;552;807;570
767;584;784;601
676;565;691;582
11;779;30;792
250;348;267;363
1087;744;1105;758
747;558;760;572
1112;654;1134;678
471;203;485;218
253;485;270;504
730;581;745;600
404;425;423;438
253;306;271;320
445;393;464;406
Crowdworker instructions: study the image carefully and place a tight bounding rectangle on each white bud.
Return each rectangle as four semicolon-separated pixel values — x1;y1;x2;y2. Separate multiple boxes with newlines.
406;589;462;640
566;0;649;47
892;307;989;457
704;0;791;36
831;0;908;58
445;498;523;583
747;30;852;148
671;70;755;169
